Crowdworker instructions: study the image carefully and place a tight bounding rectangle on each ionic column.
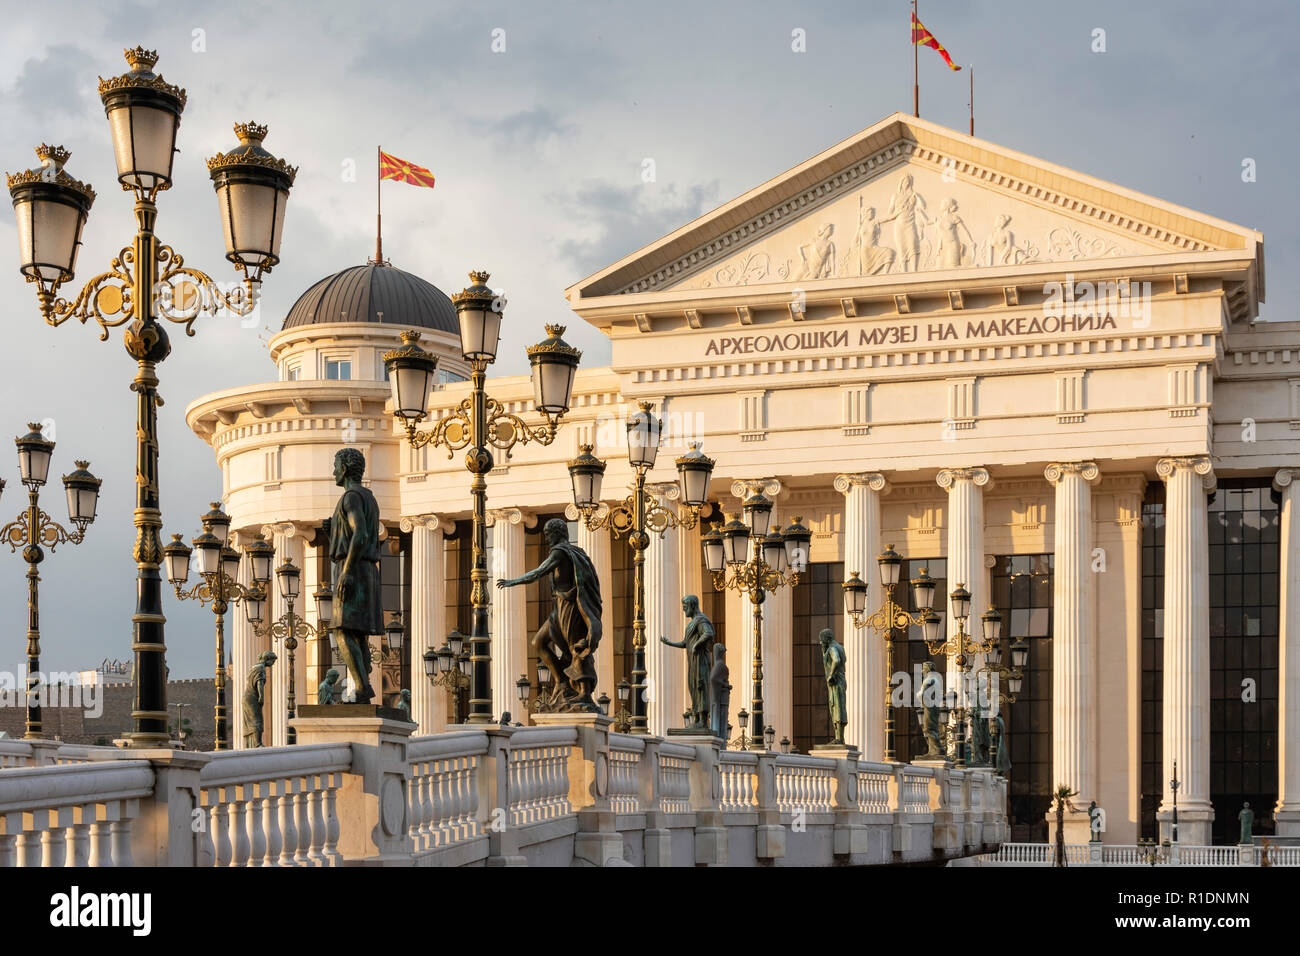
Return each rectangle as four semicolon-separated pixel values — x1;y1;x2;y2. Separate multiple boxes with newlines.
573;510;614;703
936;468;991;704
1045;462;1100;829
488;508;532;721
1156;456;1215;844
265;524;305;748
644;483;682;735
1274;469;1300;835
230;531;263;750
835;473;887;760
403;515;450;734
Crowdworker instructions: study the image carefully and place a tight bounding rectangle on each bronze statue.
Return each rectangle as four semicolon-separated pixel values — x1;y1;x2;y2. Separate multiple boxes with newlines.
969;701;990;766
396;688;411;720
497;518;603;712
708;644;730;739
994;712;1011;774
330;448;383;705
915;661;944;758
1239;802;1254;845
1088;801;1102;842
242;650;277;748
820;628;847;745
659;594;716;731
317;668;339;705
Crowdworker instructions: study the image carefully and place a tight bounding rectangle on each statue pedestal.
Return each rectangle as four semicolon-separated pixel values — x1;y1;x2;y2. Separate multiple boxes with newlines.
290;712;416;866
529;712;612;730
911;757;953;770
298;703;414;723
813;742;860;759
665;729;723;747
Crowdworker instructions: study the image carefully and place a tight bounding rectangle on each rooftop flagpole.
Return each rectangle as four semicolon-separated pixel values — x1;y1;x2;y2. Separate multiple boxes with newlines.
969;66;974;135
913;0;919;117
376;145;383;265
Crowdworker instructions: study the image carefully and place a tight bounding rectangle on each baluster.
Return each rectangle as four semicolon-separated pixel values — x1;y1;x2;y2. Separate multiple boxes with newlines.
294;780;311;866
42;811;67;867
323;773;342;865
87;820;110;867
278;782;297;866
262;781;282;866
246;789;265;867
67;813;90;867
420;762;435;848
109;818;133;867
450;759;466;842
0;832;15;867
18;829;41;867
229;796;250;866
466;756;481;838
210;792;231;868
308;778;327;865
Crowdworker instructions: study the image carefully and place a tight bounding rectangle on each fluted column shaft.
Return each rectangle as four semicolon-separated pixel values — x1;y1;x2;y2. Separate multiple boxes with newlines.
837;474;886;759
1046;462;1099;802
765;504;794;742
488;511;528;720
1157;456;1215;841
644;484;681;735
575;519;614;700
1274;470;1300;833
937;468;990;706
406;517;446;734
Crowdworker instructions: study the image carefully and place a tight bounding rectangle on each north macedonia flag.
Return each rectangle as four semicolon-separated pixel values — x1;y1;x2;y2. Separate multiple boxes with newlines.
912;13;961;71
380;151;436;188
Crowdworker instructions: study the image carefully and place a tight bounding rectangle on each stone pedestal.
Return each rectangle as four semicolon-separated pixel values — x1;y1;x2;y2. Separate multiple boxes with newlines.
665;729;723;746
290;714;416;866
814;742;860;759
529;712;610;729
911;758;953;770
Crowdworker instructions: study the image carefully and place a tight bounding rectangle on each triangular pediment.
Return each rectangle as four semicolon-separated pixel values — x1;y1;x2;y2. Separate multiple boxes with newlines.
568;113;1263;300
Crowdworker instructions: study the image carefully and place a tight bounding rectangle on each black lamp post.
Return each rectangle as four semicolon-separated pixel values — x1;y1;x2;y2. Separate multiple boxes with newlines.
6;47;295;747
384;276;580;724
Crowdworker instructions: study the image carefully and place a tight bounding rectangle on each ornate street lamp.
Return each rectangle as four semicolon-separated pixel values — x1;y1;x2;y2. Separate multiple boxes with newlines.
6;47;296;747
384;273;580;724
163;507;271;750
566;405;715;734
0;425;99;739
426;631;471;724
703;496;808;749
973;606;1029;774
841;546;938;761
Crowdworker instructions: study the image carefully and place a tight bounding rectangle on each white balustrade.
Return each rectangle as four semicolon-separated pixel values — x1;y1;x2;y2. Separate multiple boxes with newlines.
657;743;694;814
608;739;643;816
0;761;153;867
506;727;575;828
407;732;487;854
774;756;836;814
718;754;758;813
856;764;893;814
198;744;350;867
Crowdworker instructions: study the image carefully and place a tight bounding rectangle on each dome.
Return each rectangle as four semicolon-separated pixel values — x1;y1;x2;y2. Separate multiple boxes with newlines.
282;263;458;333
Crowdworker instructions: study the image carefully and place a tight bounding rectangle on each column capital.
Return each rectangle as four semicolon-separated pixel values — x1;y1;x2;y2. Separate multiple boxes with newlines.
1044;461;1101;485
730;477;782;500
399;514;454;534
485;508;537;529
1155;456;1216;492
1274;468;1297;493
644;480;682;502
936;466;991;490
260;520;309;540
833;473;889;495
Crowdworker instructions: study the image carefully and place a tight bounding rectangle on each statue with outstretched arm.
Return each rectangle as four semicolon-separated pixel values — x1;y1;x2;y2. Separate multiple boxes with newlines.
497;518;603;713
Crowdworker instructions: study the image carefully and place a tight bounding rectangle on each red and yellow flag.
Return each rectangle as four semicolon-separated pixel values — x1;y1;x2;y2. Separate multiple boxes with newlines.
379;151;436;188
912;13;961;71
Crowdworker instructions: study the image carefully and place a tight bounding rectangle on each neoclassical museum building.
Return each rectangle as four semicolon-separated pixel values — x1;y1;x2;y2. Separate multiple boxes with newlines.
187;113;1296;846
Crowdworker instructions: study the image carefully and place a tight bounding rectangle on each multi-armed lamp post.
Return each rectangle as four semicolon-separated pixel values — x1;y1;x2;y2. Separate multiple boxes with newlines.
252;558;333;745
383;273;581;723
700;496;810;749
0;425;100;739
566;404;716;734
975;620;1028;772
842;546;941;761
162;505;275;751
6;47;296;747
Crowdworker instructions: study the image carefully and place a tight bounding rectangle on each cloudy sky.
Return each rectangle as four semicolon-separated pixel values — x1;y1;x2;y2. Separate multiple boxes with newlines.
0;0;1294;688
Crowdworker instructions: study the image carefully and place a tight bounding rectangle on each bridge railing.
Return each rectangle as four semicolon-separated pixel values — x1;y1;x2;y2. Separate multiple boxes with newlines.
0;717;1009;867
971;841;1296;866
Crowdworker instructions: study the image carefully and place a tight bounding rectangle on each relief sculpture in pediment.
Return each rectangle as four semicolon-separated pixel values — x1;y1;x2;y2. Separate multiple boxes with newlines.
686;167;1146;291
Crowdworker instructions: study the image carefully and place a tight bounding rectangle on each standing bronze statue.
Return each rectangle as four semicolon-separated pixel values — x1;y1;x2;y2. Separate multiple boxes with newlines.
1239;802;1254;845
659;594;716;731
317;668;339;705
820;628;848;745
330;448;383;705
497;518;603;712
242;650;277;748
916;661;944;758
709;644;730;739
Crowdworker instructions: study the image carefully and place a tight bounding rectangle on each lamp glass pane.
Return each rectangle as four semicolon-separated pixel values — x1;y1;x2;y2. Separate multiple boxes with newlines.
702;535;725;574
108;105;177;188
18;198;82;281
196;544;220;577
